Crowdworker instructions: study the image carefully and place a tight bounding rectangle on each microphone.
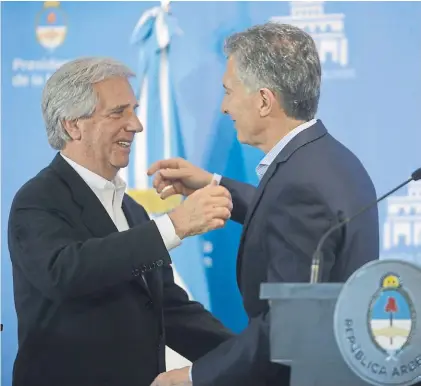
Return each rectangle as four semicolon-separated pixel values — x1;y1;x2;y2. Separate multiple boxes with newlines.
309;168;421;283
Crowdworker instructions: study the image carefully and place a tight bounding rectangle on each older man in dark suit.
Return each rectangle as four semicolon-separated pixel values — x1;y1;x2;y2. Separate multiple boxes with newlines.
148;23;379;386
8;57;235;386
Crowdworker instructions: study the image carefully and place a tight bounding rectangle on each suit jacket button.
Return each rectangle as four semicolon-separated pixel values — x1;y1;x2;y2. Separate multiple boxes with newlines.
145;300;154;310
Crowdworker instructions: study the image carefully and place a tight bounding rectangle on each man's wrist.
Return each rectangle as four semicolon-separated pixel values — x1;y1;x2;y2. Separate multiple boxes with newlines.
168;209;187;240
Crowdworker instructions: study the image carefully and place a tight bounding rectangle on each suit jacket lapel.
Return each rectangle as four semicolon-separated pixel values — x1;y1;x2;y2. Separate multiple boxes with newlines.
241;162;278;240
122;198;136;228
236;120;328;287
51;154;153;297
50;154;118;238
236;162;279;285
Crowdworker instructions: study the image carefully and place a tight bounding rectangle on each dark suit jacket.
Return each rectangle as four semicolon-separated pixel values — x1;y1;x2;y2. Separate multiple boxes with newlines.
8;153;234;386
192;120;380;385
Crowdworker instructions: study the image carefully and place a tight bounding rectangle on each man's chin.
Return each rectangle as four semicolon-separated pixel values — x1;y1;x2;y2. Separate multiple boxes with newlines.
111;159;129;171
236;133;248;145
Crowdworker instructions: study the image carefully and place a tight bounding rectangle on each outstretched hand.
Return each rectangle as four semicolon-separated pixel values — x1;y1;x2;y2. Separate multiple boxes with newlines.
148;157;213;199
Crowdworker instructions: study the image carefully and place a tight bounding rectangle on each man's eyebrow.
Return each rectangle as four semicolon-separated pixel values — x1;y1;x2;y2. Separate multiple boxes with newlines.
107;103;139;113
108;104;129;113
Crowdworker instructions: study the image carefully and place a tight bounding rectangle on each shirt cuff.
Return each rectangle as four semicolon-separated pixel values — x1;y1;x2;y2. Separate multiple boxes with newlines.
153;214;182;251
189;365;192;382
212;173;222;185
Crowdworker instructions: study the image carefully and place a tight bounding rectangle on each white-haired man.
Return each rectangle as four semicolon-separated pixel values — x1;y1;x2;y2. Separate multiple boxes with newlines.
8;57;234;386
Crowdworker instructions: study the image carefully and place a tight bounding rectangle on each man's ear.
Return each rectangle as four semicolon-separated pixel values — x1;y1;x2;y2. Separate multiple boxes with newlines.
258;88;276;117
62;119;81;140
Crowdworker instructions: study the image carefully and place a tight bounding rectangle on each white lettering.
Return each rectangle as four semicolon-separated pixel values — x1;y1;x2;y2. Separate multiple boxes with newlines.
12;74;30;87
31;74;44;87
12;58;70;72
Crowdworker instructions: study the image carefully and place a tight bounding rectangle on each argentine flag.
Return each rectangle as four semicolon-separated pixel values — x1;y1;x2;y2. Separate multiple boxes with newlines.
199;2;254;334
125;1;212;370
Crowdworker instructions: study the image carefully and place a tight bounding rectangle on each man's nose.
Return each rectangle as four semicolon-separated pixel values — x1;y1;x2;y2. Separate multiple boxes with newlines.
126;114;143;133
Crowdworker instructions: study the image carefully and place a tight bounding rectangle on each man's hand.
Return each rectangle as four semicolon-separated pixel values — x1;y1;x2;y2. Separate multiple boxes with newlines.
148;157;213;199
168;182;232;239
150;367;191;386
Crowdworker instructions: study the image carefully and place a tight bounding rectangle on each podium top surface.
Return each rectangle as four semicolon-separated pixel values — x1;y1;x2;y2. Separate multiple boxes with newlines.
260;282;343;300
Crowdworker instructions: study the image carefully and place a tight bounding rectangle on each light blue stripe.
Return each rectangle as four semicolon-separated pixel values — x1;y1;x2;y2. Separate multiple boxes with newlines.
129;6;210;308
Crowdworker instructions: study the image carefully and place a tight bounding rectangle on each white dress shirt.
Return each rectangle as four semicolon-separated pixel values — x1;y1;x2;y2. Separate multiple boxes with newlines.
60;154;181;250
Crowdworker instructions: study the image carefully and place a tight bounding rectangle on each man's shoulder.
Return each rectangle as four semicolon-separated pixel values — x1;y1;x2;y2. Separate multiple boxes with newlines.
11;164;67;211
283;129;370;178
271;130;375;197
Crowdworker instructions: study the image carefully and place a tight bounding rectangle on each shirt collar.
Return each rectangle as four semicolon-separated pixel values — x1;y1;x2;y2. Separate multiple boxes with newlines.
259;119;317;167
256;119;317;181
60;153;126;204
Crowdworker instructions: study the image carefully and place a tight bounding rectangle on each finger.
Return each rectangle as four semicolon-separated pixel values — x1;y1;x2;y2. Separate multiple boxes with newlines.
152;172;164;190
156;178;173;193
205;186;232;199
208;196;233;211
160;185;177;199
147;160;165;177
147;158;182;176
208;218;226;231
154;168;179;192
159;168;190;180
161;180;187;199
153;169;177;191
209;207;231;220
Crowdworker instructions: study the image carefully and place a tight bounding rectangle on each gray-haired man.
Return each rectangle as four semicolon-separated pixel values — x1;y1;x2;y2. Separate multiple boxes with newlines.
8;57;234;386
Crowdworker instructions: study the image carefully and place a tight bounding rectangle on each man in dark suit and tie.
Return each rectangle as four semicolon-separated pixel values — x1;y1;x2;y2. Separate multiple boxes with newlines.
148;23;379;386
7;57;235;386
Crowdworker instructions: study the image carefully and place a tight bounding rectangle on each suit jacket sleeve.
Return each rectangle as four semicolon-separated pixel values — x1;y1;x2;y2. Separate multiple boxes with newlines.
162;266;235;361
8;204;172;302
220;177;257;224
191;183;341;386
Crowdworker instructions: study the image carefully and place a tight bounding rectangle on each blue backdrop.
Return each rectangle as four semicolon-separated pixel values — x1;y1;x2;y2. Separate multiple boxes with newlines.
2;1;421;385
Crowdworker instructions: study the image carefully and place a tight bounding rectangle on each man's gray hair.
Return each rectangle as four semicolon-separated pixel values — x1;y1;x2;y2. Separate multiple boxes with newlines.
42;57;135;150
224;22;321;121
